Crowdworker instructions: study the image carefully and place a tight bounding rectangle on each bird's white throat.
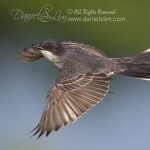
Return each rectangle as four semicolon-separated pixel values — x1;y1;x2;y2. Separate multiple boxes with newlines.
40;50;63;69
40;50;58;62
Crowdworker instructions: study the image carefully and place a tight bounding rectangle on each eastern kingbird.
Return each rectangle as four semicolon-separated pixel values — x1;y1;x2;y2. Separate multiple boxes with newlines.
19;40;150;138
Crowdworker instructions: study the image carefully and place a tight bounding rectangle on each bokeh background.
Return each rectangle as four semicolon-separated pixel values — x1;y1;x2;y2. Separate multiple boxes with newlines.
0;0;150;150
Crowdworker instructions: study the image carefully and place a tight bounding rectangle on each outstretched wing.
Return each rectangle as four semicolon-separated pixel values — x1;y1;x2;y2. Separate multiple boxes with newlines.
32;62;109;138
19;48;43;61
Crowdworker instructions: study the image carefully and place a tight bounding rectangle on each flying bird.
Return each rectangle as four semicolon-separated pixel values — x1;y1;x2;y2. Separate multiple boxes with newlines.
19;40;150;138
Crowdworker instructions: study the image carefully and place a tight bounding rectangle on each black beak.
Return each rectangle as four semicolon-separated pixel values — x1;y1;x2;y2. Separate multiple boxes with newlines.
32;45;44;51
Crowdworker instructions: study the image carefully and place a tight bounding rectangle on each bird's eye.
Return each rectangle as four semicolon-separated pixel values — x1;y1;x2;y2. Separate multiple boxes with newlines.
49;46;53;49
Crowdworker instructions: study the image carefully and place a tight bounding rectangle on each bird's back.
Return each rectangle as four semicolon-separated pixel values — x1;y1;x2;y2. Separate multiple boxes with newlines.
62;41;107;58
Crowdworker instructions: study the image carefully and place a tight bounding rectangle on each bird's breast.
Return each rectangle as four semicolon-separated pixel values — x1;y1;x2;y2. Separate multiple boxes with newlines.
55;62;64;69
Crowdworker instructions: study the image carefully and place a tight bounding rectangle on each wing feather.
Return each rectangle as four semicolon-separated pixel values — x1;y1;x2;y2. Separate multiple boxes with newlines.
33;71;109;138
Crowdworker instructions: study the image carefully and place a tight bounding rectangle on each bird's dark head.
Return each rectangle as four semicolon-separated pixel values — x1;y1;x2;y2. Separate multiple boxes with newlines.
32;40;65;63
32;40;65;56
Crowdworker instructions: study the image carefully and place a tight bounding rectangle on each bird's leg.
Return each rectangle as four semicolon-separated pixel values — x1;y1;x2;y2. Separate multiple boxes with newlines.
108;77;113;80
108;91;114;94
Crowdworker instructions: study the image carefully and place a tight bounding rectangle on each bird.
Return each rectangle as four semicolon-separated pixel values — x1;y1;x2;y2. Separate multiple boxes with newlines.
19;40;150;138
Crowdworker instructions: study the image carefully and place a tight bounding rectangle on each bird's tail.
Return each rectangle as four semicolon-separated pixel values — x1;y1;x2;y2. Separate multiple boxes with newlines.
116;49;150;80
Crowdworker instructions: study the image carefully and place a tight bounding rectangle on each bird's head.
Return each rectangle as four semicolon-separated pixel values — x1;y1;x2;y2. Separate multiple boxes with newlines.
32;40;65;62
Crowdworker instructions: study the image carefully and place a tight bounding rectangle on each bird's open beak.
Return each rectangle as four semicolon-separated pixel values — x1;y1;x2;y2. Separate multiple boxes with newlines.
32;45;44;51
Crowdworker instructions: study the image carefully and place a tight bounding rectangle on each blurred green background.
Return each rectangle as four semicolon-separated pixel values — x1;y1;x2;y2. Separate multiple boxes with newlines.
0;0;150;150
1;0;150;56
